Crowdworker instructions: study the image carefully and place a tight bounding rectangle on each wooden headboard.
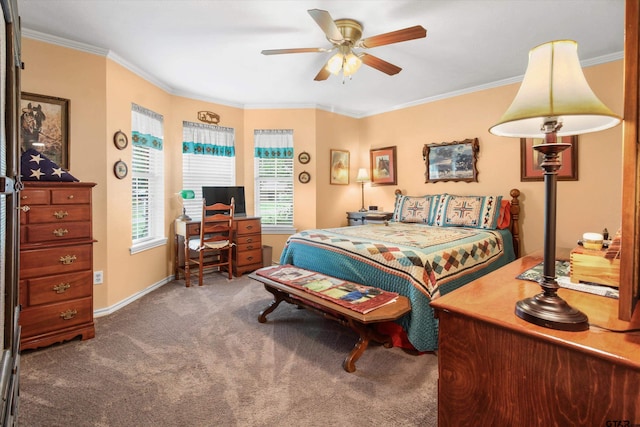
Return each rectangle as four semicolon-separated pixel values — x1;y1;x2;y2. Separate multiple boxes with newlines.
393;188;522;259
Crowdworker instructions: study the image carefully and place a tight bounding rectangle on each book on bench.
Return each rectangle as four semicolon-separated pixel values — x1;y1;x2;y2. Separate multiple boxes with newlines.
256;264;399;314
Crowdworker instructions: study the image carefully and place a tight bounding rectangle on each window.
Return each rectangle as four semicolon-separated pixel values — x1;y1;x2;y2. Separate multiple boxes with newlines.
131;104;165;253
182;122;235;221
254;130;294;232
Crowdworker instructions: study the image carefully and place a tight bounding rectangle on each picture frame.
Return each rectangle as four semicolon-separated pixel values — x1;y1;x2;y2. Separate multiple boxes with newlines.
298;151;311;164
423;138;479;183
370;146;397;186
20;92;70;169
330;149;350;185
520;136;578;181
114;160;128;179
113;130;129;150
298;171;311;184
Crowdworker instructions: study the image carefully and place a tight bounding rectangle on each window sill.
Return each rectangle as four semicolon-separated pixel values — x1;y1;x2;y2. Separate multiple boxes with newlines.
130;237;168;254
261;226;296;235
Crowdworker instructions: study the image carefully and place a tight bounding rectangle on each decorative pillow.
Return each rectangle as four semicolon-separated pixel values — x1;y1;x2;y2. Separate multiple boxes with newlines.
433;194;503;229
496;199;512;230
393;194;439;224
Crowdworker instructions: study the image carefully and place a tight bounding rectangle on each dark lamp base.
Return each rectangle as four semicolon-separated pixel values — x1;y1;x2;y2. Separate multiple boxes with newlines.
515;292;589;331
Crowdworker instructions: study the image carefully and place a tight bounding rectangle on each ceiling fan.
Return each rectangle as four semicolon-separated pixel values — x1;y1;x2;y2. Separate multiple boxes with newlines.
261;9;427;81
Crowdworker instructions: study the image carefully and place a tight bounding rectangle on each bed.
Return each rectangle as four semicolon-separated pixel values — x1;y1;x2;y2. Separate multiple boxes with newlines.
279;189;521;352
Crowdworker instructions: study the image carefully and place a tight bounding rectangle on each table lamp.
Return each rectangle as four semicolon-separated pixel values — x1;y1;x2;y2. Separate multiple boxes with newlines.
356;168;370;212
489;40;621;331
177;189;195;221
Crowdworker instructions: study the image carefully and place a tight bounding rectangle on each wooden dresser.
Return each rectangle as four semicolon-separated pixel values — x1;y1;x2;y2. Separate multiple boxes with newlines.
19;182;96;350
430;250;640;426
175;216;262;278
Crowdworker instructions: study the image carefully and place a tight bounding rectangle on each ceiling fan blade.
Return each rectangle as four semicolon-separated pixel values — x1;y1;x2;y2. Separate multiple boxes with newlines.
357;25;427;48
360;53;402;76
314;63;331;81
308;9;344;42
261;47;329;55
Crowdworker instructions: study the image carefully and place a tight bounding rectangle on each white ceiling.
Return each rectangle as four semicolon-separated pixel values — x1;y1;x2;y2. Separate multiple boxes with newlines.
18;0;625;118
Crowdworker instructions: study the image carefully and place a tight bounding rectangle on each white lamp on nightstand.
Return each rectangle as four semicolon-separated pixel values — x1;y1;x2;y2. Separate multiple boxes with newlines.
356;168;370;212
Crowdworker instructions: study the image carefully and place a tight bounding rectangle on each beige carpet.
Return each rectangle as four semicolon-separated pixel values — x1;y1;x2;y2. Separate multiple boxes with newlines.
18;273;438;426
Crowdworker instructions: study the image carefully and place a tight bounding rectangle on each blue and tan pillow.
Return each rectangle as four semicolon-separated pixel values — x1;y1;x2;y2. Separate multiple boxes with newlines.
433;194;502;229
393;194;440;224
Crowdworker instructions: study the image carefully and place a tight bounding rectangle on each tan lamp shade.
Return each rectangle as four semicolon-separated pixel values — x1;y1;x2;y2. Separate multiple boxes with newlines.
489;40;621;137
356;167;370;183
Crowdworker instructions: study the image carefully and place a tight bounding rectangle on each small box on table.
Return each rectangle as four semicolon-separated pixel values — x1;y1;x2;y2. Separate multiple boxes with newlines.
570;246;620;288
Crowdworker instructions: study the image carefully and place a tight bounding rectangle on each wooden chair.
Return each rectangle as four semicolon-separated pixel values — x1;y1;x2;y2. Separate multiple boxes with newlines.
185;198;235;286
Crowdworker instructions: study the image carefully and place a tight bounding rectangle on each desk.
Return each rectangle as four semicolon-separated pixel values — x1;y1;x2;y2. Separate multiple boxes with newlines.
430;250;640;426
175;216;262;279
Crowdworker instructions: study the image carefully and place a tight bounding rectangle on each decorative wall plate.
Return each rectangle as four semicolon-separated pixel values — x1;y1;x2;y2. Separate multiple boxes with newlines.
113;130;129;150
298;171;311;184
114;160;128;179
298;151;311;164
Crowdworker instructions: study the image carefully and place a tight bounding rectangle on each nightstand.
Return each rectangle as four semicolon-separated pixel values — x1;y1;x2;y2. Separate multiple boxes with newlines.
346;211;393;226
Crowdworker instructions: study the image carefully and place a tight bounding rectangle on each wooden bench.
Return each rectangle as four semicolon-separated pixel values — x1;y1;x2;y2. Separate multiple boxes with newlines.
249;269;411;373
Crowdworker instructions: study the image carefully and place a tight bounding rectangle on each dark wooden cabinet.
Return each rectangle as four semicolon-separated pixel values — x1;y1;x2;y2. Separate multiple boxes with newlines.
431;251;640;426
19;182;96;350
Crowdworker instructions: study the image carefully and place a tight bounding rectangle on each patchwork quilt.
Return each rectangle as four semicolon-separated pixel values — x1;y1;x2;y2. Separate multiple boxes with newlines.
280;222;516;351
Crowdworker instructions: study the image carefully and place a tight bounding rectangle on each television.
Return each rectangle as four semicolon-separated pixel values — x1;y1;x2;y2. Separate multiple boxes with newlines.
202;186;246;217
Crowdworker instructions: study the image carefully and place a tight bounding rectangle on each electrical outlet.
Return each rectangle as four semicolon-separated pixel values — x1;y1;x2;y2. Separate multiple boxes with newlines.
93;270;103;285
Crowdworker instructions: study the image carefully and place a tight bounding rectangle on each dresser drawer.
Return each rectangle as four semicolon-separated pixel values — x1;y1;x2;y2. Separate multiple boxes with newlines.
22;221;92;244
51;187;91;205
20;188;50;205
20;296;93;338
236;248;262;267
25;204;91;224
236;219;261;235
21;271;92;307
20;244;92;279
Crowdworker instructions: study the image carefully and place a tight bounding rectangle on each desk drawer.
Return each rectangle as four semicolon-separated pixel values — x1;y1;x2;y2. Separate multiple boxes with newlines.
236;234;261;251
236;248;262;267
20;296;93;338
236;219;261;235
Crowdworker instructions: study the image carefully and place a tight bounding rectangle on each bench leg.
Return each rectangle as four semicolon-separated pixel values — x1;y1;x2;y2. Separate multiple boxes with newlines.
258;285;287;323
343;318;393;373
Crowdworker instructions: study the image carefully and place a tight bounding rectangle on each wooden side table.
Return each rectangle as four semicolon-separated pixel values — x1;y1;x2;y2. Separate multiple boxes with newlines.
431;250;640;426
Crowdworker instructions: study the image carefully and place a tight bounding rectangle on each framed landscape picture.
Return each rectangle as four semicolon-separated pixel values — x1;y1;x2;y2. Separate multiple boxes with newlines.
370;146;397;186
423;138;479;183
20;92;70;169
520;136;578;181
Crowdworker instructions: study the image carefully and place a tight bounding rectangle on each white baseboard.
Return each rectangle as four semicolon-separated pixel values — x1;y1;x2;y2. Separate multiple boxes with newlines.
93;275;174;318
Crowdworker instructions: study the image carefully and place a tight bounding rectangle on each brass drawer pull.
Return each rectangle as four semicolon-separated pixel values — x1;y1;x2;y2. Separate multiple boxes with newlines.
247;256;254;261
59;255;77;265
60;309;77;320
53;228;69;237
19;205;30;212
53;283;71;294
246;225;254;230
246;238;253;243
54;210;69;219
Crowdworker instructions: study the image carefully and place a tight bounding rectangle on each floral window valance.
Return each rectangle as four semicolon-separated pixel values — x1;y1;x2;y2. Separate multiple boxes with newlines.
254;129;294;159
182;121;235;157
131;103;163;151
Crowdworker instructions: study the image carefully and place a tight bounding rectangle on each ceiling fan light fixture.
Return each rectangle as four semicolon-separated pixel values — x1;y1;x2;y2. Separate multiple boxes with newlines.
343;52;362;76
326;52;344;75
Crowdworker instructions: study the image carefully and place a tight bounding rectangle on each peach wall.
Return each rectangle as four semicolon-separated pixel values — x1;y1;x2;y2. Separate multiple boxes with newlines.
358;61;624;255
21;36;624;312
